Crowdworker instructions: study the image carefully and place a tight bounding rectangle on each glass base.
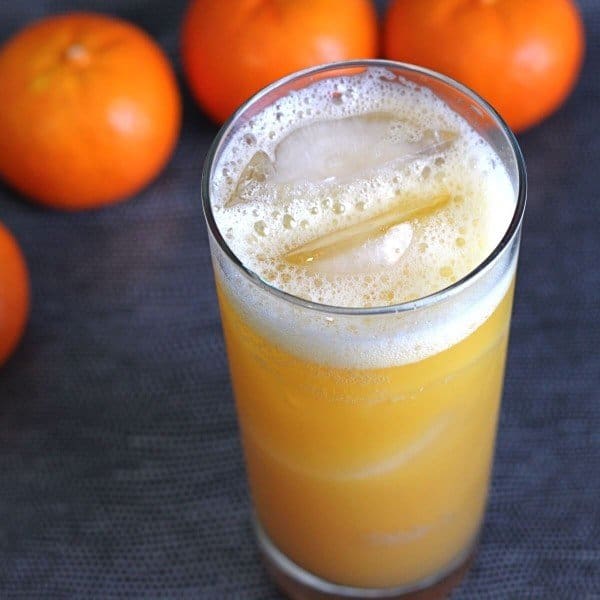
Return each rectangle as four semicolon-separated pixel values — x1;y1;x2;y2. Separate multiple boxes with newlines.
255;520;476;600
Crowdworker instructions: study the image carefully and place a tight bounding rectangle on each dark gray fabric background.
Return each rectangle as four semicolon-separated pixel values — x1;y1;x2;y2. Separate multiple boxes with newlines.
0;1;598;598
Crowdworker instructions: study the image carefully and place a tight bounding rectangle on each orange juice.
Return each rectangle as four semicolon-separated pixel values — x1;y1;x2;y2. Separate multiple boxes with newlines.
203;62;525;596
218;282;513;589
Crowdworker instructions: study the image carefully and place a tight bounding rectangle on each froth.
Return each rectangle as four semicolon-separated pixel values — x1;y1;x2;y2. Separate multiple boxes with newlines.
210;68;516;367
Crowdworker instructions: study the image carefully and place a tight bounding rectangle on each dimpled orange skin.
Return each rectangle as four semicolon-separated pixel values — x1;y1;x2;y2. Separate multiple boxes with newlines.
181;0;379;124
384;0;585;132
0;13;181;210
0;223;29;366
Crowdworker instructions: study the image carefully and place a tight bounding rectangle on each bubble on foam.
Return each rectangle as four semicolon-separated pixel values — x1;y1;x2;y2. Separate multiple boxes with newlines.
210;67;517;367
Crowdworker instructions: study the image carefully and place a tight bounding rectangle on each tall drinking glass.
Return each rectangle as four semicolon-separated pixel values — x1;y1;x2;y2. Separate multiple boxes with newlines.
202;61;526;599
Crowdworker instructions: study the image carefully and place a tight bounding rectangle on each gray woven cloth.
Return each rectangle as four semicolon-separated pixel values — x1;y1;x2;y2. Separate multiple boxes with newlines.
0;1;598;598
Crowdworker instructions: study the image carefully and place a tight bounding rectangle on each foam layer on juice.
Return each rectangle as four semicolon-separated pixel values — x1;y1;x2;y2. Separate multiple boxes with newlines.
210;68;517;367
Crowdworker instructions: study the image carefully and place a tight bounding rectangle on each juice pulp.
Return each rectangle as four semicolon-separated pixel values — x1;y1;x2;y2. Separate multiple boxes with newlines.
217;280;514;589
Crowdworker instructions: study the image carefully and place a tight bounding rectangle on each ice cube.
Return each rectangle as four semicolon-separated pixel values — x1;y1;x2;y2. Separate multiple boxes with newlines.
226;151;275;207
272;112;457;184
284;193;450;273
226;115;456;208
343;413;452;481
298;223;413;274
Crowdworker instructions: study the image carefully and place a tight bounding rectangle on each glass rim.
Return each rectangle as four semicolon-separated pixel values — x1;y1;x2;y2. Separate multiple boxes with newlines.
201;59;527;316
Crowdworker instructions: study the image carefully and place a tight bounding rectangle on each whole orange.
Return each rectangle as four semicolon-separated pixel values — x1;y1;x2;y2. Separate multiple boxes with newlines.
383;0;585;133
0;223;29;366
181;0;378;124
0;13;181;210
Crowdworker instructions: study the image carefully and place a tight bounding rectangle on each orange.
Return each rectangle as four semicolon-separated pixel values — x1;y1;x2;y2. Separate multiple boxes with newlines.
383;0;585;133
0;223;29;366
181;0;378;124
0;13;181;210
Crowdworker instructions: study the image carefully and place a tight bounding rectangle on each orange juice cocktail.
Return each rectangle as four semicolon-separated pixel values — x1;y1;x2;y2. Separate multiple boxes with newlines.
202;61;526;598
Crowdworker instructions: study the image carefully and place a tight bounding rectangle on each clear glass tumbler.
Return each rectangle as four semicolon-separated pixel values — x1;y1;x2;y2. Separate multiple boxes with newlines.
202;60;526;599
